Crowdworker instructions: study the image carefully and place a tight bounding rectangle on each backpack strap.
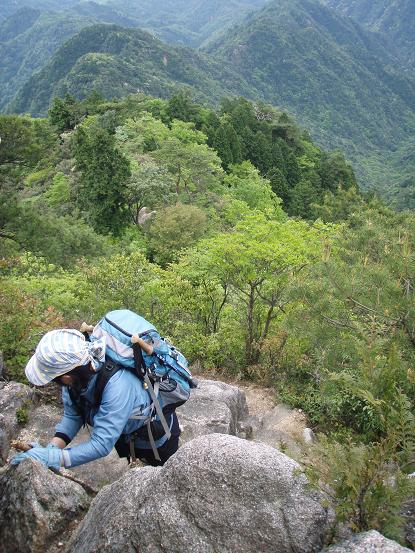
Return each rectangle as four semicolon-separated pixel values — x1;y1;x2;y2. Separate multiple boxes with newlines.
93;359;122;408
131;341;171;440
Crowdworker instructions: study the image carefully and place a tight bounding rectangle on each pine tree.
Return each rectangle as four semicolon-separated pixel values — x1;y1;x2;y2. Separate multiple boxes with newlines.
73;127;131;235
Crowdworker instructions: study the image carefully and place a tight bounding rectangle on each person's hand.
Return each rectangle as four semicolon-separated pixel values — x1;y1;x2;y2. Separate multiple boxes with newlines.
10;446;62;470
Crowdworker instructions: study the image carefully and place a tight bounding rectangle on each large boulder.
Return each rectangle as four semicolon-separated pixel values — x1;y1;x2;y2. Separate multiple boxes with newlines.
403;497;415;550
15;403;128;490
323;530;413;552
0;458;90;553
177;378;249;442
0;381;35;466
66;433;334;553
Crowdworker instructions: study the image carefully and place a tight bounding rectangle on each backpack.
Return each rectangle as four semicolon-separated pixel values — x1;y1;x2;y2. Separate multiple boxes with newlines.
88;309;197;460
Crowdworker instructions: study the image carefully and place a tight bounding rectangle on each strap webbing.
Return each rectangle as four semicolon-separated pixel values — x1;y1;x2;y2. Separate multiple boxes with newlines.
143;373;171;439
146;420;161;462
129;439;137;463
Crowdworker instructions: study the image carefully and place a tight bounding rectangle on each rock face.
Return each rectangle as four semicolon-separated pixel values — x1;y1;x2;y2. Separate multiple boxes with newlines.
67;433;334;553
323;530;413;552
177;378;248;442
250;404;311;453
403;499;415;550
15;403;128;490
0;381;35;466
0;458;90;553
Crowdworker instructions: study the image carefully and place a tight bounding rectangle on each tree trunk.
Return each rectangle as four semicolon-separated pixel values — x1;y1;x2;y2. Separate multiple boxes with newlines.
245;284;256;367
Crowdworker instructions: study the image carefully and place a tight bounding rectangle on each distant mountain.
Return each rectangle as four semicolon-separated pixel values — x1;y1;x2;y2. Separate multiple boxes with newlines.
68;2;138;28
205;0;415;193
0;1;79;22
0;0;269;47
101;0;269;47
0;5;140;111
0;10;96;110
322;0;415;71
9;24;253;116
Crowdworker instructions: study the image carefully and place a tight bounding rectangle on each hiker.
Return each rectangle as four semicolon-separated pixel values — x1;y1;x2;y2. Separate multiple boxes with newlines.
11;326;182;470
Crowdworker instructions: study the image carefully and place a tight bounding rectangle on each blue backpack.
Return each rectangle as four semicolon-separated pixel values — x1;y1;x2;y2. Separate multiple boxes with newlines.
89;309;197;460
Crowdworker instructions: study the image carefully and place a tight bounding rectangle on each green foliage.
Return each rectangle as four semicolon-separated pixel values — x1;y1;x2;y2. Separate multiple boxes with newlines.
145;203;209;266
16;405;29;425
224;161;283;216
74;251;158;319
205;0;415;197
181;214;334;371
282;201;415;439
45;172;70;207
49;94;82;133
73;125;131;234
125;159;174;226
306;426;415;542
0;279;64;381
1;202;110;267
0;115;49;167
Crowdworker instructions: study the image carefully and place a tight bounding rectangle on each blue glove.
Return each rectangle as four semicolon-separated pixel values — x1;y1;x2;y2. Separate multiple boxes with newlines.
10;446;62;470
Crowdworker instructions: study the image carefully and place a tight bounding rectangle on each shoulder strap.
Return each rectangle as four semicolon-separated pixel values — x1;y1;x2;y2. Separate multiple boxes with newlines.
93;359;122;409
68;386;86;424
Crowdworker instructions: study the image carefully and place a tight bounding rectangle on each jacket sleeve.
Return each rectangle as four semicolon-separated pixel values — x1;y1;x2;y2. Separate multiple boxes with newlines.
62;372;136;468
54;387;83;444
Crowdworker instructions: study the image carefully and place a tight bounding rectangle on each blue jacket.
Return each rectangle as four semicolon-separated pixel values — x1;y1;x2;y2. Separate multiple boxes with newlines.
55;369;170;467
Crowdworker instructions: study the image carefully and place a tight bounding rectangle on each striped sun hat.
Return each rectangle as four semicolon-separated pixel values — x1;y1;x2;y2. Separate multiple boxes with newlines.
25;329;106;386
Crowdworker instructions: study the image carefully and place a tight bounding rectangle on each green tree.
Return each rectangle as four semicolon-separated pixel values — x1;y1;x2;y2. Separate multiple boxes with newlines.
166;91;199;123
213;122;242;169
126;159;174;225
115;114;170;157
188;214;332;370
145;203;208;266
45;172;70;208
0;115;39;167
48;94;83;133
152;138;223;196
73;126;131;235
224;161;285;217
318;151;357;192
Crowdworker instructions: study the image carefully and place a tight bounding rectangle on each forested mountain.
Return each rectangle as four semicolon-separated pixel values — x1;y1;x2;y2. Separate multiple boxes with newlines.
2;0;415;203
205;0;415;198
67;2;138;27
322;0;415;71
0;0;268;47
102;0;269;47
0;9;95;111
0;0;79;21
8;24;252;116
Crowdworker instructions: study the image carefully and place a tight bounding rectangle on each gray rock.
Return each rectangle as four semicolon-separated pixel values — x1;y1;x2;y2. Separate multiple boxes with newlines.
303;427;315;444
67;433;334;553
0;458;90;553
177;378;248;442
0;381;35;466
251;404;310;454
323;530;413;552
403;497;415;550
15;403;128;490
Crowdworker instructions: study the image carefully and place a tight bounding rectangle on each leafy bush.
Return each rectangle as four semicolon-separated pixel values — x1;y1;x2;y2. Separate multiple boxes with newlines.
0;280;65;382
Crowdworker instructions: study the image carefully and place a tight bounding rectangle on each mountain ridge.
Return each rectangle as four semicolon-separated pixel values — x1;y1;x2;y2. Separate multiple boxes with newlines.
8;24;254;116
